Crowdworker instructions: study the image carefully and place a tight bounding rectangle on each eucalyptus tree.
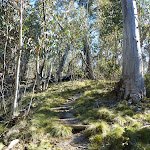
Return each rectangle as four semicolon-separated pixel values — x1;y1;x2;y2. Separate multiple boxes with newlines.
137;0;150;73
120;0;146;103
93;0;123;79
13;0;24;117
44;0;87;80
0;0;23;115
83;36;95;79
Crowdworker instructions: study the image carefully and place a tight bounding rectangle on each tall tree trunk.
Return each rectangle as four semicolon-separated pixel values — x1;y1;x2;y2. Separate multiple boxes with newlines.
148;46;150;73
21;50;30;81
57;45;70;81
13;0;23;117
36;48;41;92
1;24;8;114
120;0;146;103
40;55;46;78
83;36;95;79
40;0;46;79
46;62;53;89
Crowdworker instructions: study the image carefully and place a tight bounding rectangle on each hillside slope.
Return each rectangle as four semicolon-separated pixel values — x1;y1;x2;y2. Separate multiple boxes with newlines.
0;80;150;150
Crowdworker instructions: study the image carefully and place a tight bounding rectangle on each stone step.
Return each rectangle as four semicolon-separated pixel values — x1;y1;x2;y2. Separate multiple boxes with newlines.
66;124;89;130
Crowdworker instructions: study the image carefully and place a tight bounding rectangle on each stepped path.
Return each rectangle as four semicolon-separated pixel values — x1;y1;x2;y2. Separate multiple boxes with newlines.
51;94;89;150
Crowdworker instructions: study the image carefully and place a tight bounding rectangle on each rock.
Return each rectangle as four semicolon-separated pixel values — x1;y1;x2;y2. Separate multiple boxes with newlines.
78;145;88;149
128;99;132;105
137;108;142;112
130;94;140;104
7;139;19;150
67;124;89;130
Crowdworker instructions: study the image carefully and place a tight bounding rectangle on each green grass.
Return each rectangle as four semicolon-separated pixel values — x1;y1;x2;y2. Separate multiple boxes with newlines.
1;79;150;149
71;80;150;150
1;80;92;149
46;124;72;137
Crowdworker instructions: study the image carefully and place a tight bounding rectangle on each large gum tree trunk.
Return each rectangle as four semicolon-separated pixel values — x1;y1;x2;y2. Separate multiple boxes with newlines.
120;0;146;103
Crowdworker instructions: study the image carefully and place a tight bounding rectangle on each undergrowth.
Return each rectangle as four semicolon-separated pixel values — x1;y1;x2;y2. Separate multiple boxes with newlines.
72;80;150;150
0;79;150;149
0;80;90;149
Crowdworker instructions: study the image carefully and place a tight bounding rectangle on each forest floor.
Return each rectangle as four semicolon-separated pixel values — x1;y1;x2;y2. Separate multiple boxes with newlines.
1;80;150;150
51;93;88;150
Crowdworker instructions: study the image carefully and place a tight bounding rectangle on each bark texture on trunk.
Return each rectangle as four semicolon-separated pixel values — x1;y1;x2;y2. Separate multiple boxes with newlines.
120;0;146;103
148;46;150;73
21;50;30;81
36;49;41;92
40;55;46;78
13;0;23;117
83;36;95;80
57;45;70;81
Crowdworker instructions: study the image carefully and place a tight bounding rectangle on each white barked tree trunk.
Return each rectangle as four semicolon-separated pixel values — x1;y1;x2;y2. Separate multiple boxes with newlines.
120;0;146;103
13;0;23;117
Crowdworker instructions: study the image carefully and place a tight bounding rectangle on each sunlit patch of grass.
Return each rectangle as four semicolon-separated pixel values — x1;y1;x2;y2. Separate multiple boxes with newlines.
114;115;126;126
89;134;103;149
133;113;144;120
143;113;150;123
46;124;72;138
88;124;125;150
125;116;137;126
132;121;142;129
110;124;125;139
30;109;57;128
2;79;150;149
104;124;124;150
69;80;150;150
85;121;110;137
27;133;53;150
83;89;104;97
96;107;115;121
14;120;28;134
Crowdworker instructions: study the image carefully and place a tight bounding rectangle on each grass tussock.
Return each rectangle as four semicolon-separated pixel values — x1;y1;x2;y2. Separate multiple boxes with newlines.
96;107;115;121
85;121;110;137
46;124;72;137
1;79;150;149
1;80;93;149
71;80;150;150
